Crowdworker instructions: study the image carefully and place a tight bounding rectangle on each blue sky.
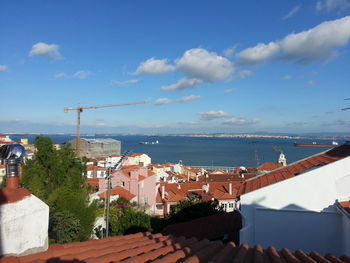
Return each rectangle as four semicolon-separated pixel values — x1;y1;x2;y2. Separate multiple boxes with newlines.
1;0;350;134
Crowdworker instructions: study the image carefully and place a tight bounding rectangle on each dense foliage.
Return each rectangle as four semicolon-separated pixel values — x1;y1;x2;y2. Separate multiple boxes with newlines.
21;136;98;243
107;198;152;236
151;193;224;233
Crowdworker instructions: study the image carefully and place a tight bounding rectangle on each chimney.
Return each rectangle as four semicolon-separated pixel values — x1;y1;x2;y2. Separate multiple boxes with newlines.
229;183;232;195
161;185;165;199
0;144;49;257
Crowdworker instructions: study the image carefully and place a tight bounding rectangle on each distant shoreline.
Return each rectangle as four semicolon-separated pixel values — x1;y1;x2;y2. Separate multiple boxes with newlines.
2;132;349;140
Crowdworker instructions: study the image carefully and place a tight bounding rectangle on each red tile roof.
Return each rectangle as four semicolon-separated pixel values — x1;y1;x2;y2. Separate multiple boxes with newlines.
338;201;350;214
86;178;100;190
157;182;240;203
130;153;144;157
238;144;350;195
257;162;283;171
98;187;136;201
1;232;349;263
197;173;247;182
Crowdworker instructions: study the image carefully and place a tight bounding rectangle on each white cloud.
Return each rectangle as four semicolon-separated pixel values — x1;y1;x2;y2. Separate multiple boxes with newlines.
237;16;350;65
155;98;172;105
224;88;236;93
198;110;230;120
135;58;175;75
161;78;202;91
223;117;260;125
283;5;301;20
316;0;350;11
74;70;91;80
53;72;67;79
179;95;201;103
236;42;280;65
29;42;62;60
176;48;234;82
307;80;318;85
0;65;8;72
111;79;140;87
238;70;252;79
223;46;237;58
279;16;350;64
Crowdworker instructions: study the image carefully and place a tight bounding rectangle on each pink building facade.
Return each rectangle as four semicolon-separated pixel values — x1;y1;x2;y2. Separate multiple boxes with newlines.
98;165;157;214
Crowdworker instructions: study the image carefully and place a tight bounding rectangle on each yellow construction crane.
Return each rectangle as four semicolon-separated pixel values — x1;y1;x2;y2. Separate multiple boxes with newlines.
64;101;147;158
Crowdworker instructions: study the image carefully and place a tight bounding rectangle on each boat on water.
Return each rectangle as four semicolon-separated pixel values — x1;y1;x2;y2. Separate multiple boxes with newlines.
294;141;339;148
139;140;159;145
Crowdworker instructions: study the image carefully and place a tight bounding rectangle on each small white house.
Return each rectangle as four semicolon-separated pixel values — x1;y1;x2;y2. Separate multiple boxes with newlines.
124;153;151;167
238;144;350;256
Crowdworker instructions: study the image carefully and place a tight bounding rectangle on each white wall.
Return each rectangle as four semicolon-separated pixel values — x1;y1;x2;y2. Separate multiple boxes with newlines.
240;157;350;256
0;195;49;256
253;208;343;255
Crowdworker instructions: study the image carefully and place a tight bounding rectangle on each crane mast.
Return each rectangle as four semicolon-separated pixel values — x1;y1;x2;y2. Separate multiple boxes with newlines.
64;101;146;158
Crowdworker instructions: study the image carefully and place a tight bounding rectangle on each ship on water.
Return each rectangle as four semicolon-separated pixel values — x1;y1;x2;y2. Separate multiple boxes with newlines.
139;140;159;145
294;140;339;148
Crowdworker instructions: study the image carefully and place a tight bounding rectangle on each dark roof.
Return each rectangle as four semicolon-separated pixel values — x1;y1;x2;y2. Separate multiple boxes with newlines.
1;232;349;263
162;212;241;244
238;143;350;195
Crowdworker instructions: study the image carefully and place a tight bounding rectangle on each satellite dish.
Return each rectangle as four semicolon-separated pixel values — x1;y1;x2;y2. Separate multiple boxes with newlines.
202;184;209;193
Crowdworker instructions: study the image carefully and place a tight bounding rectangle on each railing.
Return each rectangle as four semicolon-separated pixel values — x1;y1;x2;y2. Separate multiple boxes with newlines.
190;166;236;172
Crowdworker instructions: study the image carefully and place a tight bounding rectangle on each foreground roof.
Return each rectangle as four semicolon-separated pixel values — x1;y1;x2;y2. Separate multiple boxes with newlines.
2;232;349;263
163;212;241;244
239;143;350;195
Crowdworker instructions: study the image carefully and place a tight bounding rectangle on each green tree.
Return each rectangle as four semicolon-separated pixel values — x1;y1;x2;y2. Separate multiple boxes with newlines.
107;205;152;236
21;136;98;243
49;211;81;244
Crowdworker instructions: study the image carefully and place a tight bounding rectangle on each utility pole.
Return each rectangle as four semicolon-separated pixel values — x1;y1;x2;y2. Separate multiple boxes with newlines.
104;151;130;237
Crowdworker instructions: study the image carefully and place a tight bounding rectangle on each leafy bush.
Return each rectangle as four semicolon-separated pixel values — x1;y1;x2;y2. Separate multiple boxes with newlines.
49;211;81;244
21;136;98;243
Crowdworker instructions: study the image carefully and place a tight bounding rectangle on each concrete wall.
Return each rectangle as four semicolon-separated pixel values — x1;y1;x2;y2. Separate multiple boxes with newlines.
252;208;343;255
239;157;350;256
0;195;49;256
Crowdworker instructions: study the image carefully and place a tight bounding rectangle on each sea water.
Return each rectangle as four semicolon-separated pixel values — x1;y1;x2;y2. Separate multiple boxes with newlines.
11;135;341;167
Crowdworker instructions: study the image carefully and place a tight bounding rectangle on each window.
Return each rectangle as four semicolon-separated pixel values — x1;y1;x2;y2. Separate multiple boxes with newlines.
156;204;163;210
222;203;227;210
229;203;234;208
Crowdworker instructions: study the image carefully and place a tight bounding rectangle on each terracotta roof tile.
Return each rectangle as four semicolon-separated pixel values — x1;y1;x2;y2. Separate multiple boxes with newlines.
257;162;283;171
86;178;100;190
98;186;136;201
1;232;348;263
239;143;350;195
338;201;350;214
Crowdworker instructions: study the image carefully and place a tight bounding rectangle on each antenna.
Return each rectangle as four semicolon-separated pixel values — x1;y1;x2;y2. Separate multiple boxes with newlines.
248;141;263;167
272;145;282;154
105;150;131;238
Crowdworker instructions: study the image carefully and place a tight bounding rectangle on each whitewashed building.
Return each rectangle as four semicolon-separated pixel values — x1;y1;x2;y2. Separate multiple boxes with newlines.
238;143;350;256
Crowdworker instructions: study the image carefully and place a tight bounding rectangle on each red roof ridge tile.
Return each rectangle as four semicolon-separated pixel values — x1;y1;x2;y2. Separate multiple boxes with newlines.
1;232;348;263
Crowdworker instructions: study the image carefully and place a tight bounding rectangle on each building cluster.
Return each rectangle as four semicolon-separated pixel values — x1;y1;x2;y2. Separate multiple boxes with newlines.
0;135;349;260
85;152;248;216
